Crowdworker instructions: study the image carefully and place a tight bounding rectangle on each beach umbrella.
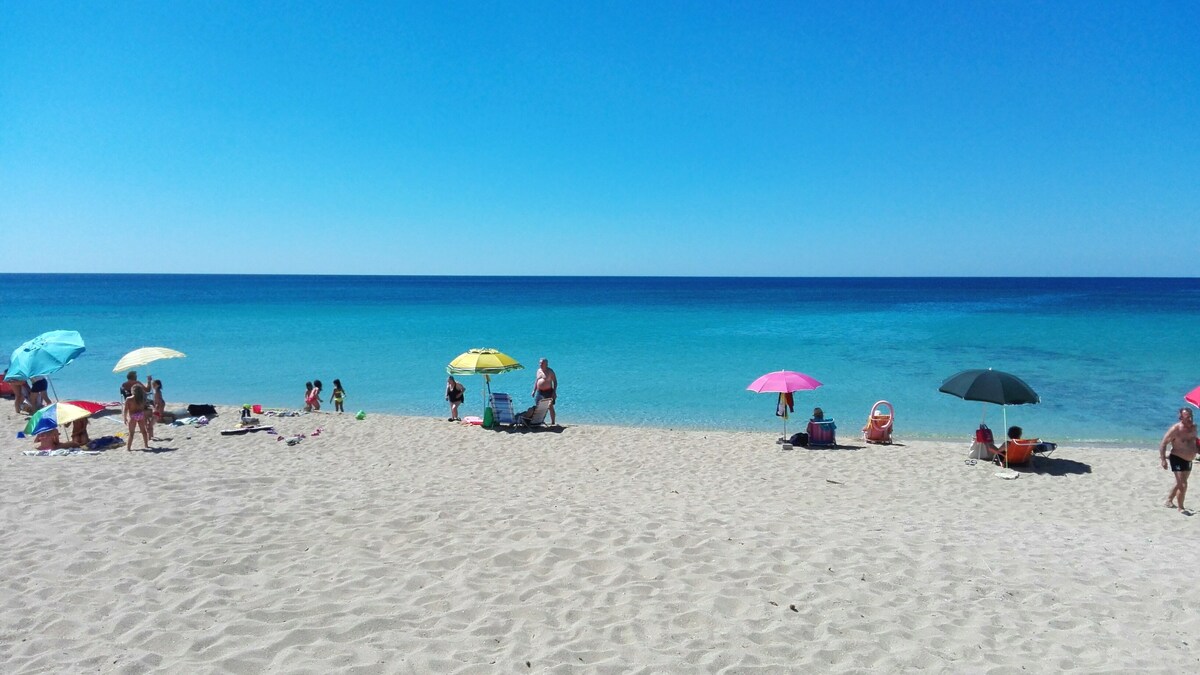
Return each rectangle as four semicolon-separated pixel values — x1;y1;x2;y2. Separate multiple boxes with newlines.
938;369;1039;468
113;347;186;373
447;348;524;397
23;400;106;436
6;330;86;380
746;370;823;443
1185;384;1200;408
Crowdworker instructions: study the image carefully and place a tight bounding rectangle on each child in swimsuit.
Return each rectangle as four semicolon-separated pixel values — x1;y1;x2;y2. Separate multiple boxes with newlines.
330;379;346;413
310;380;323;411
124;386;151;451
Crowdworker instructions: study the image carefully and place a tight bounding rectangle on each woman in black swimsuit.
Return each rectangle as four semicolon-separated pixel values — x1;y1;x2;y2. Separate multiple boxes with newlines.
446;376;465;421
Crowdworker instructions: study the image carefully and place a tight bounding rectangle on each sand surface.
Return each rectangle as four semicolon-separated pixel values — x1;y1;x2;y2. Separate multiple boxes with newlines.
3;404;1199;673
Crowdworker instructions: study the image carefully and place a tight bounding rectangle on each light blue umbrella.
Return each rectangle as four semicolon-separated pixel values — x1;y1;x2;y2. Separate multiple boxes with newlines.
6;330;86;380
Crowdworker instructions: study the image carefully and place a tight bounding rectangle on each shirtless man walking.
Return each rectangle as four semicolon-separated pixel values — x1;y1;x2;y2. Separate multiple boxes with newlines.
532;358;558;426
1159;407;1199;512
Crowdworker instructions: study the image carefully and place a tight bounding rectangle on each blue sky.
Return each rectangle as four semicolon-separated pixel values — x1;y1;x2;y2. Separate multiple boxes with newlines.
2;1;1197;275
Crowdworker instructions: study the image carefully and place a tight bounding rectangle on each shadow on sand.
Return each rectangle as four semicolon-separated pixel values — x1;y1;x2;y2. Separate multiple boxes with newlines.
1023;456;1092;476
494;425;567;435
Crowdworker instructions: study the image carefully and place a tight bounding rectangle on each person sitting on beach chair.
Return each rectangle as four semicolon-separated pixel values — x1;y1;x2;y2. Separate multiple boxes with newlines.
517;398;552;427
807;407;837;447
989;426;1046;466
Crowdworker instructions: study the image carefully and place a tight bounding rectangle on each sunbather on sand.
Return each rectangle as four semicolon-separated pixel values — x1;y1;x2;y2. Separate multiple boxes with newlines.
70;418;90;447
34;428;80;451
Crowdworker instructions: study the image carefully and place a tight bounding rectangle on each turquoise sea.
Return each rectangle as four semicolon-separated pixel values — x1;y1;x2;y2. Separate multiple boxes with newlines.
2;275;1197;445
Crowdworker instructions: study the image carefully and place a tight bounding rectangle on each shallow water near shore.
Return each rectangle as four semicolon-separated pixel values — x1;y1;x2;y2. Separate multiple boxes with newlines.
2;274;1197;444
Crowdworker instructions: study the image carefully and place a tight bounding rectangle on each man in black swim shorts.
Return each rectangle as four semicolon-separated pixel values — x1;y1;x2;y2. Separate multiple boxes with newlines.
1160;407;1199;512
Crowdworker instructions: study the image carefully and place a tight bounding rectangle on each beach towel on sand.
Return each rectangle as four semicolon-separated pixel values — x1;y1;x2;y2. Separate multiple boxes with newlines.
220;425;275;435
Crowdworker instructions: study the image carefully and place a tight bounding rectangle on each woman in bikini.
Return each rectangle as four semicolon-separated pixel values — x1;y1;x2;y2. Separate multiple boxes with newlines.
124;385;151;451
446;376;465;421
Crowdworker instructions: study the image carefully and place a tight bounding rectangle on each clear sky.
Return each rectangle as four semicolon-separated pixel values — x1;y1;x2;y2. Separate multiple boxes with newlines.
2;1;1197;276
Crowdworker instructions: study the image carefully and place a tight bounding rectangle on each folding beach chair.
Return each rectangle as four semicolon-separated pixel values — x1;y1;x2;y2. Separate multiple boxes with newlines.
994;438;1038;466
488;392;517;427
862;400;894;444
806;419;837;447
517;398;552;427
1032;440;1057;459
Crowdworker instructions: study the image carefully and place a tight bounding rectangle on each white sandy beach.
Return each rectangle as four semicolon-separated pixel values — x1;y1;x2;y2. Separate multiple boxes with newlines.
3;405;1199;673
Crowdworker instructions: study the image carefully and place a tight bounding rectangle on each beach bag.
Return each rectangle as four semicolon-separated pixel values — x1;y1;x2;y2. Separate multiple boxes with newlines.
974;424;993;445
789;432;809;448
188;403;218;417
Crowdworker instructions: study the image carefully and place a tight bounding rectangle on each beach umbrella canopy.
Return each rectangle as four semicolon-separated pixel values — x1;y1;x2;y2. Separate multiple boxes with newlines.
746;370;823;394
113;347;187;373
24;400;106;436
938;369;1039;406
747;370;823;443
447;348;524;376
939;369;1039;469
6;330;86;380
1186;385;1200;408
447;348;524;399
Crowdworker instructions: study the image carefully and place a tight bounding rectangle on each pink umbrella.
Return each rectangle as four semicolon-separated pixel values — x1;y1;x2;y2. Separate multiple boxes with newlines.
747;370;823;442
747;370;823;393
1185;385;1200;408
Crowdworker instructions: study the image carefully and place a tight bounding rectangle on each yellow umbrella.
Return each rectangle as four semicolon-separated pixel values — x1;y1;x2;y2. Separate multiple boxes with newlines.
113;347;186;373
447;348;523;376
447;348;523;397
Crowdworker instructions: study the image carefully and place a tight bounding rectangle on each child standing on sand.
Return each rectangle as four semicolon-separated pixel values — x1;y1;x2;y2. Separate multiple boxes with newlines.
310;380;323;411
304;382;314;412
330;379;346;413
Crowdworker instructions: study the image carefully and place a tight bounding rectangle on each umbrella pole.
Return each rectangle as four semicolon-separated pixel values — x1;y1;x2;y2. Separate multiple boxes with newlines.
1002;405;1009;469
49;377;58;403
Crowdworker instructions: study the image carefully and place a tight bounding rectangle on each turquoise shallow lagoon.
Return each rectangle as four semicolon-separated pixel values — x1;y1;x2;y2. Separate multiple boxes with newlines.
2;275;1196;444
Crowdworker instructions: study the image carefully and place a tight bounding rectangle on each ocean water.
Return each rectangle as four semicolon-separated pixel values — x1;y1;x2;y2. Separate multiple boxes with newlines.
1;275;1197;445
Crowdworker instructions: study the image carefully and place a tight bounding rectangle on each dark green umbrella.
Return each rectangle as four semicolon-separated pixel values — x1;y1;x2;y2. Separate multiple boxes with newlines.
939;369;1039;468
938;369;1039;405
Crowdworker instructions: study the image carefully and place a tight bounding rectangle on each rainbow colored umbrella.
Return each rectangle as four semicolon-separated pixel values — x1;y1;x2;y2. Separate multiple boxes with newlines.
24;400;106;436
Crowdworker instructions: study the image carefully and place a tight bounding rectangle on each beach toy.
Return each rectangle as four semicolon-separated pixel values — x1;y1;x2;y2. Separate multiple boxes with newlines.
252;404;263;414
355;410;365;420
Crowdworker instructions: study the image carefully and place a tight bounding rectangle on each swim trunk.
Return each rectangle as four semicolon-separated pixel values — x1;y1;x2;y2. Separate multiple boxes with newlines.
31;379;48;392
1169;454;1193;472
535;389;555;402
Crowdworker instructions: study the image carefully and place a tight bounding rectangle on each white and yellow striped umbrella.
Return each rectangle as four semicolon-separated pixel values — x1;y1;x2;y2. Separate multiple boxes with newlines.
112;347;187;373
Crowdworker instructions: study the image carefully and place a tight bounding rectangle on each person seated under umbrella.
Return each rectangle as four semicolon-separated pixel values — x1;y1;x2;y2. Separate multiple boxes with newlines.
987;426;1024;461
33;427;81;451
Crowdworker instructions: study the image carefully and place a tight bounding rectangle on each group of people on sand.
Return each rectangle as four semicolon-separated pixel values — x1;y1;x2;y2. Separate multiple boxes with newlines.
3;371;52;415
445;357;558;425
121;371;165;451
304;379;347;413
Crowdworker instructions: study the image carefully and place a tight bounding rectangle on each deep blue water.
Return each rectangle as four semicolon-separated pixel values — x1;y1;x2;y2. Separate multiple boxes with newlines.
2;274;1198;444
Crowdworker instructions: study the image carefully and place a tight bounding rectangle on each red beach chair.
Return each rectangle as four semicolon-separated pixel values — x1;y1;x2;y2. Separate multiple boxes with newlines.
862;400;894;444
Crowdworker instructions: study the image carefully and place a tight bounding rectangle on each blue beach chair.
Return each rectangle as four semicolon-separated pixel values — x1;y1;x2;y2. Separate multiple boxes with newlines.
489;392;517;427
